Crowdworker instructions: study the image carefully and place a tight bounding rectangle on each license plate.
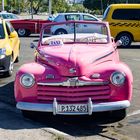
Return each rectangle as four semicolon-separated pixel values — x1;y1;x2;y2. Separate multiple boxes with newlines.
58;104;88;113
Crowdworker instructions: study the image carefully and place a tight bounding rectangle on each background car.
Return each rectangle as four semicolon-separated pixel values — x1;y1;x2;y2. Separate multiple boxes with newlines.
53;13;100;22
0;19;20;76
103;4;140;47
15;21;133;119
0;11;19;20
51;13;100;35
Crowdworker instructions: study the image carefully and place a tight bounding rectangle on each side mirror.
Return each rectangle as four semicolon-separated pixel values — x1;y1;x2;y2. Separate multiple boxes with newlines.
9;31;17;38
116;40;122;47
30;42;37;49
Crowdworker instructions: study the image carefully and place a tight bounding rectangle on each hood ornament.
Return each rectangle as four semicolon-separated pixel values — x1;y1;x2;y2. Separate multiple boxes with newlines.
69;68;76;74
63;77;78;86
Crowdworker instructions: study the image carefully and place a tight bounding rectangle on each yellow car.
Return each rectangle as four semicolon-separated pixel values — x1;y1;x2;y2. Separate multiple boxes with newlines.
103;4;140;47
0;19;20;76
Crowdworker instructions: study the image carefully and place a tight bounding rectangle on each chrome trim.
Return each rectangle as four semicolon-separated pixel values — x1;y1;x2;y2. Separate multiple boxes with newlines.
37;79;109;87
20;73;35;88
88;98;93;115
53;98;58;115
110;71;126;86
92;51;114;63
69;68;76;74
17;100;130;115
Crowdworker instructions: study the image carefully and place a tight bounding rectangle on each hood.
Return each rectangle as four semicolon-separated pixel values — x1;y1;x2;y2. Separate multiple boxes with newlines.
38;44;114;76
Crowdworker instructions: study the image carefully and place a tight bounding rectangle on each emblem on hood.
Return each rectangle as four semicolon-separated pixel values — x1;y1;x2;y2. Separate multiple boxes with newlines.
63;77;78;86
69;68;76;74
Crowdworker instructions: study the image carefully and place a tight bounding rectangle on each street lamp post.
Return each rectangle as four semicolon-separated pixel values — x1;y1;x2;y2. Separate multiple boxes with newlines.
2;0;4;11
49;0;52;16
101;0;103;15
31;0;33;19
18;0;20;14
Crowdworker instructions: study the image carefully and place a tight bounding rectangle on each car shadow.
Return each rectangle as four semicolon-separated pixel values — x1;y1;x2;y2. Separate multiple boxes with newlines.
19;34;40;38
118;44;140;49
27;111;123;137
0;81;123;138
0;81;16;106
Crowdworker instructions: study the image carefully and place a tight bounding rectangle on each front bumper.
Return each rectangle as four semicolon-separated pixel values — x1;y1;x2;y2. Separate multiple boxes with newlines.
16;99;130;115
0;55;10;72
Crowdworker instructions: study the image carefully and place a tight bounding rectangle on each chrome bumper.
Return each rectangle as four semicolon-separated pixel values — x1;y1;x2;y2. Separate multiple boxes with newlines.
17;99;130;115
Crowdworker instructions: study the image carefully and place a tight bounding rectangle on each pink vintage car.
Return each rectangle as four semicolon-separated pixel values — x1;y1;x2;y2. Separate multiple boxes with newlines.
14;21;133;119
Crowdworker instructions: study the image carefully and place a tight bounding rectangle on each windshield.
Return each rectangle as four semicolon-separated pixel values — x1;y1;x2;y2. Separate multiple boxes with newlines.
41;21;109;46
1;14;19;19
0;24;5;39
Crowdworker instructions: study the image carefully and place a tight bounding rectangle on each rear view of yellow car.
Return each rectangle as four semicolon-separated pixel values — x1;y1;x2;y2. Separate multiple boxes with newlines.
0;19;20;76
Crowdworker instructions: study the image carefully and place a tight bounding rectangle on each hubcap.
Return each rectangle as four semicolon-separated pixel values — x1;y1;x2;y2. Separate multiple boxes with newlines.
120;36;130;46
18;29;26;36
57;31;65;35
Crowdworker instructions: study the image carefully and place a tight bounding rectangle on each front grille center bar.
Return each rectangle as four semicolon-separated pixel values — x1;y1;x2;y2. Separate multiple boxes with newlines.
37;80;109;87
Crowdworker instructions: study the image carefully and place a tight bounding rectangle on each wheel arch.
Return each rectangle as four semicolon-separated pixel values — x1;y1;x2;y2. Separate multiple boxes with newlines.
17;28;31;37
54;28;67;35
115;31;134;42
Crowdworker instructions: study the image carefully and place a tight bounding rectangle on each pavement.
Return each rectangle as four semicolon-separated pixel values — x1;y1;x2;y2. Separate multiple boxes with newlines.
0;35;140;140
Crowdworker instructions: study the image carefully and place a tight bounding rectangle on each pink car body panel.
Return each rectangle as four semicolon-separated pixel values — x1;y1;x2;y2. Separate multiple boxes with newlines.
14;21;133;115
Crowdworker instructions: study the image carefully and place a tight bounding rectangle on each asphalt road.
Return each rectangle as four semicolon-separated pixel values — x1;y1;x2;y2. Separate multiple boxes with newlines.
0;35;140;140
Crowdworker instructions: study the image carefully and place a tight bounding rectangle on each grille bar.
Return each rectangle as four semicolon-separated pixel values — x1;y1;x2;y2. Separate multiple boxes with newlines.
37;95;110;102
37;83;111;103
37;90;110;97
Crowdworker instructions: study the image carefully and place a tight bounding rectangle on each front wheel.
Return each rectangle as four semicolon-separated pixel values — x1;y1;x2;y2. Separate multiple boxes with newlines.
17;28;30;37
116;33;132;47
54;29;67;35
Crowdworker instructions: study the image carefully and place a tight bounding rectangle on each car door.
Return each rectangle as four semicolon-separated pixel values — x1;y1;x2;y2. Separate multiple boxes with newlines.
5;21;19;61
65;14;82;33
81;15;100;33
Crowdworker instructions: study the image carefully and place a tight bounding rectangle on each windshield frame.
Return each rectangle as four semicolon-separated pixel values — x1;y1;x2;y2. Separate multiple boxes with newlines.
40;21;111;47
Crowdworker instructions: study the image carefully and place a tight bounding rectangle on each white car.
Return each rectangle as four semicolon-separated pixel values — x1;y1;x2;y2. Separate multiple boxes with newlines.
0;11;19;20
51;13;100;35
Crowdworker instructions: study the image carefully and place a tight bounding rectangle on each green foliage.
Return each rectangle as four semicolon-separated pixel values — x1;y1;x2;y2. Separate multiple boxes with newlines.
3;0;140;14
68;4;86;12
83;0;140;12
52;0;69;13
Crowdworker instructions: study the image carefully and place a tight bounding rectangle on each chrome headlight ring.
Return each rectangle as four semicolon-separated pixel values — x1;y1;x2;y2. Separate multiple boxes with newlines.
110;71;126;86
20;73;35;88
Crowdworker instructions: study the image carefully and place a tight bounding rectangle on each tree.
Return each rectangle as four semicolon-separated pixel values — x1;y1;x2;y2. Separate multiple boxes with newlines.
83;0;140;13
31;0;47;14
52;0;69;13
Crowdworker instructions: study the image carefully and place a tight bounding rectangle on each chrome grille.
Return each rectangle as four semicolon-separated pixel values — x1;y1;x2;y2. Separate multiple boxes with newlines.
37;83;111;103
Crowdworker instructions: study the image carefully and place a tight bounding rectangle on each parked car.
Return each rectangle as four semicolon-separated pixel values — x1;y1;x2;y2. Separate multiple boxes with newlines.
0;11;19;19
15;21;133;119
0;12;52;37
53;13;100;22
103;4;140;47
0;19;20;76
52;12;100;35
10;19;51;37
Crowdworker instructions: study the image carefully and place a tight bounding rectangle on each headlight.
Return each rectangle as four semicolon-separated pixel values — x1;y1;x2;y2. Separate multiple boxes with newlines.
20;74;35;88
0;48;6;59
111;71;125;86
